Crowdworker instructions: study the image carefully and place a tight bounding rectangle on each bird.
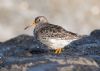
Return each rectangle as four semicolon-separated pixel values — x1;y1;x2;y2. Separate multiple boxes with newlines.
25;16;80;54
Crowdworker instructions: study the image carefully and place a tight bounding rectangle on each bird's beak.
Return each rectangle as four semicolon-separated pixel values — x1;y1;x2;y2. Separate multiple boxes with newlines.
24;20;36;30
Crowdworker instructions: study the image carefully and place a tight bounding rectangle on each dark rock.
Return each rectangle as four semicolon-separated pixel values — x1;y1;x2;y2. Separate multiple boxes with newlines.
0;34;49;56
0;34;100;71
64;35;100;56
0;42;2;44
90;29;100;39
0;56;100;71
2;34;47;49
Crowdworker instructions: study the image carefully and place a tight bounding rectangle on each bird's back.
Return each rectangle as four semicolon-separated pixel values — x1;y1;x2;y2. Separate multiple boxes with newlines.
34;23;79;40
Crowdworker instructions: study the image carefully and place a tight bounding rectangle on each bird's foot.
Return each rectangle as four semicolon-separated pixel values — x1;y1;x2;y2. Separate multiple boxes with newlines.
55;48;62;54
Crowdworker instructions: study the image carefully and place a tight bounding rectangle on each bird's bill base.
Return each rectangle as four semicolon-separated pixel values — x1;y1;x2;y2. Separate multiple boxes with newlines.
55;48;62;54
24;20;36;30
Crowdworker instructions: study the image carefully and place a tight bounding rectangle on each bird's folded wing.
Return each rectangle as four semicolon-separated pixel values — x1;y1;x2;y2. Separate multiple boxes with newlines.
38;24;79;40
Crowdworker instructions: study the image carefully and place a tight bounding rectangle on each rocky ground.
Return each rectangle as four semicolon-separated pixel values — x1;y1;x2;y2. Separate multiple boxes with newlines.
0;30;100;71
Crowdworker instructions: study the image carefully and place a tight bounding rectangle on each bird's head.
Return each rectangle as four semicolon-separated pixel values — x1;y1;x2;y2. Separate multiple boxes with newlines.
24;16;48;30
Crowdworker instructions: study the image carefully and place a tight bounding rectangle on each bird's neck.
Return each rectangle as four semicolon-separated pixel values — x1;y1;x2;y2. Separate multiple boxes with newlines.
36;23;47;29
34;23;48;33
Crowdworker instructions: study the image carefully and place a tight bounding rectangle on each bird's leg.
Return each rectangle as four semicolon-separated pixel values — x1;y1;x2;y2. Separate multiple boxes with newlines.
55;48;62;54
58;48;62;54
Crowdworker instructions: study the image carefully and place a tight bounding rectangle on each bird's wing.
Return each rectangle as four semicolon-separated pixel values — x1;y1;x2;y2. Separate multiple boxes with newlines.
37;23;79;40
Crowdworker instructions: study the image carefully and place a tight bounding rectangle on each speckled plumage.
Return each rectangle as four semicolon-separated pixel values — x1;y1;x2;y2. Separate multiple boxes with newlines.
34;23;78;40
33;16;80;50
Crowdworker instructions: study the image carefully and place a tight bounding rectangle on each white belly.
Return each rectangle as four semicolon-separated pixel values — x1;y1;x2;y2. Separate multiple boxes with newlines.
44;38;77;49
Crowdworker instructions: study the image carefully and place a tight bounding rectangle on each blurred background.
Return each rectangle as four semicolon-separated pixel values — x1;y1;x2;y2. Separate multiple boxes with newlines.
0;0;100;42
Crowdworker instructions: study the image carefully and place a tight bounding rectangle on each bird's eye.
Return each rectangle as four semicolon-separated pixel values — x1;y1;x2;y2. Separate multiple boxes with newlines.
38;19;40;22
35;18;40;23
37;18;40;22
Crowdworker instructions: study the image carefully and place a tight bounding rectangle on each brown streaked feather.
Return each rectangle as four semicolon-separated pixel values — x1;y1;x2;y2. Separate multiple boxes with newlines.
34;23;79;40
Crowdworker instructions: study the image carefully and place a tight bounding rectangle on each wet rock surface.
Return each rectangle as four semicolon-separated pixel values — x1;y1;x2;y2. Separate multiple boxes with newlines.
0;30;100;71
